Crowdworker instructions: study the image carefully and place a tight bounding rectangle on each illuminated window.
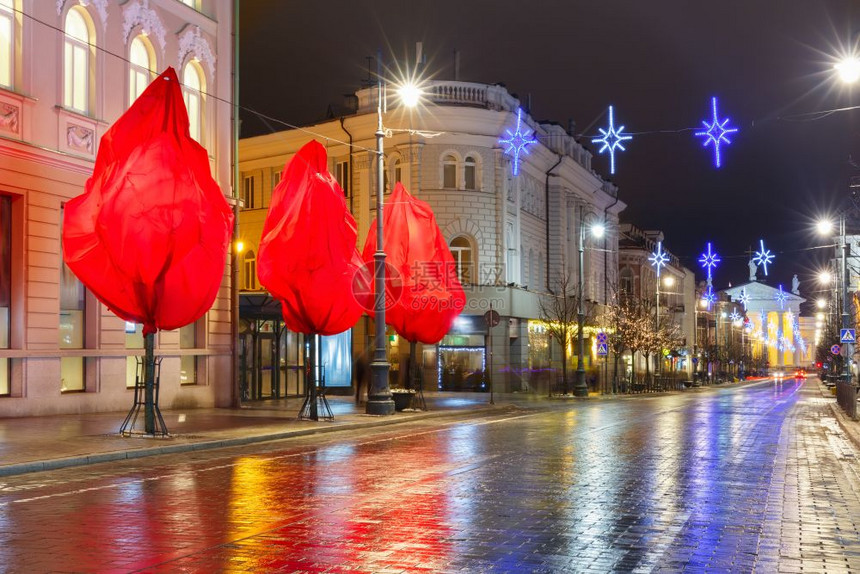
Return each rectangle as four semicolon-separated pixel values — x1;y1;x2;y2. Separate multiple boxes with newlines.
243;250;257;290
64;7;92;113
128;35;154;105
0;0;14;88
60;205;85;392
442;154;457;189
182;61;204;143
0;196;10;395
450;236;473;285
464;155;477;190
180;0;197;8
179;322;198;385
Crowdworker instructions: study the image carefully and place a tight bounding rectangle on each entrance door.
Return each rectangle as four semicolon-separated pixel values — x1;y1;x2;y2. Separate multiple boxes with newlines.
438;346;486;391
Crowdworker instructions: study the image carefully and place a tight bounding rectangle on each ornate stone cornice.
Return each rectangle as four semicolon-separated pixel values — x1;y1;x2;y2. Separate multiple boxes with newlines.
177;26;215;79
122;0;166;52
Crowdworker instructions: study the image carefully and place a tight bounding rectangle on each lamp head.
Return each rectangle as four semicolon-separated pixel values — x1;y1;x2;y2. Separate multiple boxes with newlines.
816;219;835;236
836;56;860;84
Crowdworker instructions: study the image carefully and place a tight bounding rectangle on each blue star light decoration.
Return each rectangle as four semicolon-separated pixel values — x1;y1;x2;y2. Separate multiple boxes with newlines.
737;288;750;311
729;310;742;323
592;105;632;175
703;285;717;310
753;239;774;276
775;284;788;309
649;241;668;277
694;97;738;168
499;108;537;176
699;242;720;280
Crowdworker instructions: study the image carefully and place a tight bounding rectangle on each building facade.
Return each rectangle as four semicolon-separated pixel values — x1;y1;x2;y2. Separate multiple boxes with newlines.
0;0;236;416
617;224;697;379
238;80;625;396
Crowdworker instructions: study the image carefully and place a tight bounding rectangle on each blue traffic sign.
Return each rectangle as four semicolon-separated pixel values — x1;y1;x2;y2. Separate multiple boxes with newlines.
597;332;608;344
841;329;856;343
832;344;842;355
597;343;608;356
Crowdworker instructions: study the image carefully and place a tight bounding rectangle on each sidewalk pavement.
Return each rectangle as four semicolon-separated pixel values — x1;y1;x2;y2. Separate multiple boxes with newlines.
0;392;536;478
818;379;860;451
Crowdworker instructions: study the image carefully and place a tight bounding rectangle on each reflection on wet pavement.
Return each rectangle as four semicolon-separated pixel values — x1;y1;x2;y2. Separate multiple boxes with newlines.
1;379;859;572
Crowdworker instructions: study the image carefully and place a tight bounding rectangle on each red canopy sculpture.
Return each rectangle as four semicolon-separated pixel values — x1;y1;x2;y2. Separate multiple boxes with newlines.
362;182;465;345
62;67;234;336
257;140;369;336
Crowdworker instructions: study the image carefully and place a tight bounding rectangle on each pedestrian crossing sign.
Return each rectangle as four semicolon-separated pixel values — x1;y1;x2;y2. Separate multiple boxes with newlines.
597;343;608;356
841;329;856;343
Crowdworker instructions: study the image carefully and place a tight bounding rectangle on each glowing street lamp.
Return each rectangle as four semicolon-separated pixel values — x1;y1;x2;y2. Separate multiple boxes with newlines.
836;56;860;84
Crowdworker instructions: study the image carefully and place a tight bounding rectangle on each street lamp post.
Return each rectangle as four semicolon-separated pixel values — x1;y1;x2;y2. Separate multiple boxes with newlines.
574;208;604;397
366;55;422;415
366;55;395;416
818;216;853;384
839;215;852;383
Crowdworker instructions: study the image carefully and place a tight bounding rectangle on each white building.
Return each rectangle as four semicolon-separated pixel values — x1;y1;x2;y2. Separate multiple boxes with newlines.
238;80;625;395
0;0;236;416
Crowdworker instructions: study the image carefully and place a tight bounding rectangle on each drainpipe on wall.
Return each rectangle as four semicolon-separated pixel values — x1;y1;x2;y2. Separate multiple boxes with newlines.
339;117;354;210
545;154;563;294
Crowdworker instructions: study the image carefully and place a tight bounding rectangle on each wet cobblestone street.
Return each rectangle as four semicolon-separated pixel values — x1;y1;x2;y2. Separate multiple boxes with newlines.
1;379;859;573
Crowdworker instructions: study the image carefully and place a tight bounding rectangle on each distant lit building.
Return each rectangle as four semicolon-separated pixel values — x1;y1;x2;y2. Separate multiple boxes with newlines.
0;0;235;416
238;80;625;396
617;224;696;378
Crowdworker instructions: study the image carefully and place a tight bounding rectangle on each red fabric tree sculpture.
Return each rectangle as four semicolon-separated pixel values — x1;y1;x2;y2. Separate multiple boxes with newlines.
257;140;369;336
62;67;234;434
62;67;234;336
257;140;369;420
362;182;465;345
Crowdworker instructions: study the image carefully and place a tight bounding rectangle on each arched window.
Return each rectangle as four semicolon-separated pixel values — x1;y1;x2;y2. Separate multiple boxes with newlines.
442;154;457;189
128;35;154;105
392;157;402;186
243;251;257;290
0;0;14;88
537;253;543;291
450;236;473;285
182;61;204;143
464;155;478;190
64;7;93;113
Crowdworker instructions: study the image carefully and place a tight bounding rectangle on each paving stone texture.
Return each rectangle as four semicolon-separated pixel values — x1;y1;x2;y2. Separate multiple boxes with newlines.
0;379;859;573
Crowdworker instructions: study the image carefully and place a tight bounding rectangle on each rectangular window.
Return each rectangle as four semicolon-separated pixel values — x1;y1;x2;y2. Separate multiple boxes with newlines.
0;0;13;88
60;205;85;392
443;164;456;189
335;160;349;196
464;164;476;190
242;175;255;209
243;254;257;290
179;322;197;385
126;322;144;388
64;40;88;113
0;196;9;395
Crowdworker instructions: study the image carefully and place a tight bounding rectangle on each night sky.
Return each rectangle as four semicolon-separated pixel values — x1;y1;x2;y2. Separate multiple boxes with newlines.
240;0;859;295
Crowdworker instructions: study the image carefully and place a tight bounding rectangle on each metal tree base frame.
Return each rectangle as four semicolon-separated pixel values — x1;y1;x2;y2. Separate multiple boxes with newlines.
298;335;334;421
119;356;169;437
